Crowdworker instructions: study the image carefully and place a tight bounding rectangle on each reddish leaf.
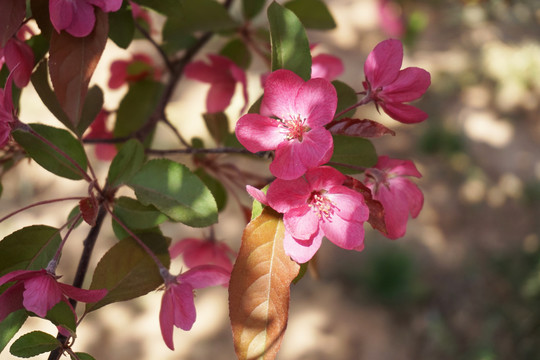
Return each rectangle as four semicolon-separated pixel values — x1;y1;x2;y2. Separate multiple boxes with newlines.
343;176;388;235
49;10;108;127
326;118;395;138
0;0;26;47
229;208;300;360
79;197;98;226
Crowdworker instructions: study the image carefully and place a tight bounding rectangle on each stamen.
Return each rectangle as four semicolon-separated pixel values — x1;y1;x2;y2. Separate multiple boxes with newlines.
278;114;309;141
308;190;336;222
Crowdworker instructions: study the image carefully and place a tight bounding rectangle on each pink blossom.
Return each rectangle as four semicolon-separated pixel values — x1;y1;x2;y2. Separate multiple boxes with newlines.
49;0;123;38
363;156;423;239
185;54;248;114
311;54;344;81
84;109;116;161
266;166;369;263
0;68;16;147
1;33;34;88
0;269;107;322
130;1;154;34
159;265;230;350
108;53;161;89
236;69;337;180
377;0;406;38
169;238;236;273
363;39;430;124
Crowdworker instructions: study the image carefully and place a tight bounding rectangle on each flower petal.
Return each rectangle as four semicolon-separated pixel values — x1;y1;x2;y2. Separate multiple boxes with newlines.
22;274;63;317
171;283;196;331
235;114;283;152
364;39;402;90
311;54;344;81
178;265;230;289
261;69;304;120
246;185;268;206
283;205;319;240
64;0;96;38
159;289;176;350
0;282;24;323
267;177;311;212
320;213;366;250
49;0;74;34
297;128;334;169
388;177;424;218
283;229;323;264
4;39;34;88
295;78;337;127
206;82;235;113
380;101;428;124
375;155;422;178
326;186;369;222
58;283;107;303
373;183;410;239
380;67;431;103
304;166;346;191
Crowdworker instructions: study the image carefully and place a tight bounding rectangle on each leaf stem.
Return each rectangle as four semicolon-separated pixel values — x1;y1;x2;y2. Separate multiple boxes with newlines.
47;213;83;273
146;146;253;155
0;197;84;223
134;20;175;74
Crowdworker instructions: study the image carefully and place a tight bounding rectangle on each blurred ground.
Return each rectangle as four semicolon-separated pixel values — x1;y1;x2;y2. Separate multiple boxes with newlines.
1;0;540;359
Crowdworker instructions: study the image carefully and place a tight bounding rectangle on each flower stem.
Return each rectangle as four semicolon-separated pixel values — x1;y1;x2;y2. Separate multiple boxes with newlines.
333;93;372;120
48;213;83;273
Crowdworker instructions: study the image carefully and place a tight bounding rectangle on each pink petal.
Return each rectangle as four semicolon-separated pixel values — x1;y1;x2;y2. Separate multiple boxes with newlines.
388;177;424;218
261;69;304;120
294;77;337;127
320;213;366;250
0;282;24;323
0;269;38;287
206;82;235;113
182;243;234;272
22;274;63;317
283;229;323;264
364;39;402;90
373;183;410;239
159;289;176;350
326;186;369;222
4;39;34;88
108;60;129;89
184;59;228;83
267;177;311;212
304;166;346;191
375;156;422;178
95;143;117;161
246;185;268;206
49;0;74;34
378;0;406;37
230;65;249;113
283;205;319;240
380;101;428;124
297;128;334;169
178;265;230;289
87;0;122;12
63;0;96;37
58;283;107;303
170;283;196;330
235;114;283;152
381;67;431;103
311;54;344;81
169;238;202;259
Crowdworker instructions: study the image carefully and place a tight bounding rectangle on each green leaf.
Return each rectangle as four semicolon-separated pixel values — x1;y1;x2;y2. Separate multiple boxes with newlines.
127;159;218;227
130;0;180;15
242;0;266;20
71;353;96;360
284;0;336;30
9;331;60;358
77;85;104;137
162;34;197;55
330;135;377;174
163;0;238;42
44;302;76;336
114;80;164;141
31;60;72;131
27;33;50;65
268;1;311;80
12;123;88;180
106;139;145;188
250;184;269;220
203;112;229;145
0;311;27;354
0;225;62;277
194;168;227;212
85;233;170;313
220;38;252;69
67;206;84;229
108;5;135;49
113;197;169;230
333;80;358;119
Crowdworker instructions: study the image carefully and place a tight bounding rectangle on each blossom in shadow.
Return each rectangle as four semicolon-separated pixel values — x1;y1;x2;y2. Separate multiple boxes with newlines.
169;237;236;273
84;109;116;161
108;53;161;89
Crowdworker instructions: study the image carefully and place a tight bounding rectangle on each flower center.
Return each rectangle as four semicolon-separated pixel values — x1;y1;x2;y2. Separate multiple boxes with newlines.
279;115;309;142
308;190;336;222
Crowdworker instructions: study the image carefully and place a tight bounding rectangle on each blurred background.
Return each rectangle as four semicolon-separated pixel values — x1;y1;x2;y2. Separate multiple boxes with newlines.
1;0;540;359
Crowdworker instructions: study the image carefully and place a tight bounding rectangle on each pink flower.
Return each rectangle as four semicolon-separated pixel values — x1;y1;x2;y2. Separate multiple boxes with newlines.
311;54;344;81
363;39;430;124
0;269;107;322
235;69;337;180
130;1;154;34
84;109;116;161
363;156;423;239
1;27;35;88
0;68;16;147
169;238;236;273
185;54;248;114
266;166;369;263
108;53;161;89
49;0;123;37
159;265;230;350
377;0;406;38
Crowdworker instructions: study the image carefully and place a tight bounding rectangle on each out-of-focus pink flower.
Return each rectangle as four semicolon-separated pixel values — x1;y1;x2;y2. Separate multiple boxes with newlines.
363;39;430;124
49;0;123;38
311;54;344;81
0;269;107;322
266;166;369;263
3;38;34;88
185;54;248;114
159;265;230;350
0;68;16;147
130;1;154;34
377;0;406;38
84;109;116;161
108;53;161;89
236;69;337;180
169;238;236;273
364;155;423;239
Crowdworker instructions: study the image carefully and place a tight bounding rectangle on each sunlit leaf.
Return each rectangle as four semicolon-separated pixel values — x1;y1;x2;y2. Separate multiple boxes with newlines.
268;1;311;80
49;10;108;127
106;139;145;188
113;197;169;231
229;208;300;360
194;168;228;212
9;331;60;358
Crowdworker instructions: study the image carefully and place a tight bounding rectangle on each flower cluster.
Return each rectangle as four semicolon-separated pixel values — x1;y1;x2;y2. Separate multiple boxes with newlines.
236;39;429;263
